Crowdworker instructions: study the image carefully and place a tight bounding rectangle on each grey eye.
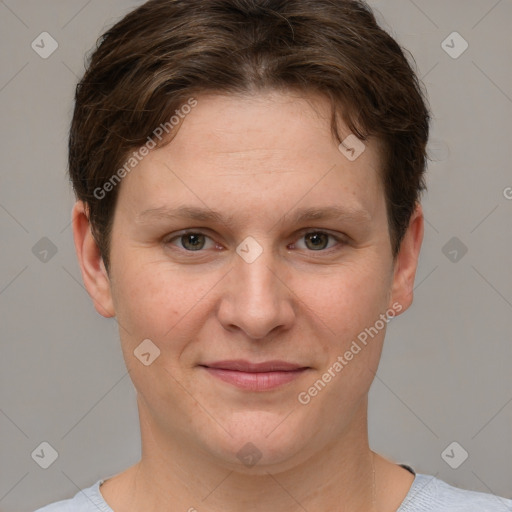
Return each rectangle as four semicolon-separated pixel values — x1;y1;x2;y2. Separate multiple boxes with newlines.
303;232;330;251
180;233;207;251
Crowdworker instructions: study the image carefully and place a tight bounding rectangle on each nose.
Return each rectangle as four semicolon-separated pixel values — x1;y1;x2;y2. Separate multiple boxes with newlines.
216;242;296;340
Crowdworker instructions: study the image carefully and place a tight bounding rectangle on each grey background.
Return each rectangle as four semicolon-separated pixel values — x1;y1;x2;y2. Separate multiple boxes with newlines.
0;0;511;510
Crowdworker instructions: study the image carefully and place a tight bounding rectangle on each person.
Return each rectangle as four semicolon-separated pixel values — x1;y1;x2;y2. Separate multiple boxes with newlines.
35;0;512;510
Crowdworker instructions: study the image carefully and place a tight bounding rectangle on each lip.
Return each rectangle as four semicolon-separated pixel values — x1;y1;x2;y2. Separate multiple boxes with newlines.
200;360;310;391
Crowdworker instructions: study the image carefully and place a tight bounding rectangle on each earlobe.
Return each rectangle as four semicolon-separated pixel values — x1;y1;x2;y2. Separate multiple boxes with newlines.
71;200;116;318
389;202;424;314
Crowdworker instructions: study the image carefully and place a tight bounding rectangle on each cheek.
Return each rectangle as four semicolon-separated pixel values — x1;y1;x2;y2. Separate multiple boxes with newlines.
326;262;391;381
299;258;391;402
298;274;388;424
112;266;169;338
310;259;392;343
110;257;222;345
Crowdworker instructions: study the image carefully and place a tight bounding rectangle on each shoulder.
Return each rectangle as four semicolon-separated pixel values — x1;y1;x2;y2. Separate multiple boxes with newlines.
33;480;112;512
400;473;512;512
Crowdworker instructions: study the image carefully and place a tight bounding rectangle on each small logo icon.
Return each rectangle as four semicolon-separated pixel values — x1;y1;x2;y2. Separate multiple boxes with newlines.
31;32;59;59
32;237;58;263
134;339;161;366
236;442;262;467
31;441;59;469
441;32;468;59
427;138;451;162
338;134;366;161
441;441;469;469
442;237;468;263
236;236;263;264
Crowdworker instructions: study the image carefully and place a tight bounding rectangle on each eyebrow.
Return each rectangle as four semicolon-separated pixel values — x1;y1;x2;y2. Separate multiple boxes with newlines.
135;204;372;227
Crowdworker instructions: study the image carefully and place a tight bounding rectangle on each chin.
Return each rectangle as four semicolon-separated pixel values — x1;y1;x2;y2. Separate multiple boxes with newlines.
202;411;316;474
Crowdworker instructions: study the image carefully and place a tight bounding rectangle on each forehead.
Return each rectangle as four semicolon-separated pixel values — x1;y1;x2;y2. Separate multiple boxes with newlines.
160;90;378;167
115;90;385;226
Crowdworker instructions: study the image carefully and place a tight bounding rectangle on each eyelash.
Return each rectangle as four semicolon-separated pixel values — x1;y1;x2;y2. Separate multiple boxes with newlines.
163;229;347;255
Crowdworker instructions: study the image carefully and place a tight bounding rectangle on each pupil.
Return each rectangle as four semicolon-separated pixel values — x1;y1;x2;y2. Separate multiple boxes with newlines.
306;233;327;250
184;233;204;250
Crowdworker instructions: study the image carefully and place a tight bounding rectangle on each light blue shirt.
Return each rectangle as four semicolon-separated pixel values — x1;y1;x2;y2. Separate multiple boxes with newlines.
34;467;512;512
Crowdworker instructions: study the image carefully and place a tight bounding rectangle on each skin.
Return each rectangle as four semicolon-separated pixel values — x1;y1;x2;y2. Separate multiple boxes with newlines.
72;89;423;511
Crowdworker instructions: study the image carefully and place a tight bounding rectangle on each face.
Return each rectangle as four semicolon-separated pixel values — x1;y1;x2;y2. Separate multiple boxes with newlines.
74;89;423;473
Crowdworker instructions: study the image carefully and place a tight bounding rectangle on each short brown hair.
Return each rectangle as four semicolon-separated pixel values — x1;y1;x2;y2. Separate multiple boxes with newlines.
69;0;430;273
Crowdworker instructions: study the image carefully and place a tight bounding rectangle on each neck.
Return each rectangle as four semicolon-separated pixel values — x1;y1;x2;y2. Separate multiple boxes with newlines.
118;397;378;512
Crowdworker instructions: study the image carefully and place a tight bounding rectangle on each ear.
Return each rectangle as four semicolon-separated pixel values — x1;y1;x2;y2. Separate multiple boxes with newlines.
388;202;424;314
71;200;115;318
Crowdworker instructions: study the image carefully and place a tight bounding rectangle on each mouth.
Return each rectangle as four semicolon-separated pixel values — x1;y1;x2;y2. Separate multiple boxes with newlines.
199;360;311;391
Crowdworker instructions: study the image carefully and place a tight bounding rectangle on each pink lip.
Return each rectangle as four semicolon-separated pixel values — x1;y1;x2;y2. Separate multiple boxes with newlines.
200;360;310;391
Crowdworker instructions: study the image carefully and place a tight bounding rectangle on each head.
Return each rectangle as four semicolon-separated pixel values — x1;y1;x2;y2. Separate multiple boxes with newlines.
71;0;429;472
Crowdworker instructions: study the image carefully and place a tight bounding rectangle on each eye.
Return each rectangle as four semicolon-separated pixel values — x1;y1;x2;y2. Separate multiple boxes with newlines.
165;231;217;251
291;231;345;252
163;229;346;254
